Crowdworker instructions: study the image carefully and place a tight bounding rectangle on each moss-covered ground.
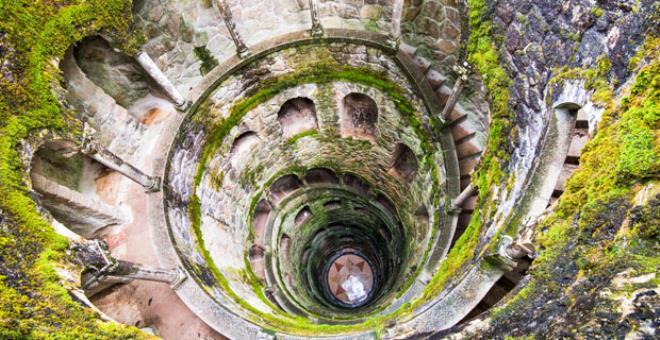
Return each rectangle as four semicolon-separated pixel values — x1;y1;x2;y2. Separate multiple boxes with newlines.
0;0;148;337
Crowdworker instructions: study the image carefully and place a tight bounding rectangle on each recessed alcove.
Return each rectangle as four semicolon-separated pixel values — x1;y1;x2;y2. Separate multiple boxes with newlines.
340;93;379;142
305;168;339;185
269;175;304;203
30;141;127;238
277;97;318;139
389;143;418;184
229;131;260;170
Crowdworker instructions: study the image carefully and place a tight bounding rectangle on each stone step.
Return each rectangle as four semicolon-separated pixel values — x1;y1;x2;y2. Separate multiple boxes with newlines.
451;124;475;143
454;132;477;146
460;175;472;190
459;157;480;177
554;163;579;193
576;108;590;129
425;69;447;91
566;129;589;162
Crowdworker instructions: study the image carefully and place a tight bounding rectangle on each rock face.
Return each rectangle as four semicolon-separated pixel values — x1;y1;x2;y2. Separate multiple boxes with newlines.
431;1;660;338
492;0;655;202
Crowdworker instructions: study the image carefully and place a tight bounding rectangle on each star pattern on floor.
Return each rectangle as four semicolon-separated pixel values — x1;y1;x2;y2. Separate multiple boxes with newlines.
327;254;373;304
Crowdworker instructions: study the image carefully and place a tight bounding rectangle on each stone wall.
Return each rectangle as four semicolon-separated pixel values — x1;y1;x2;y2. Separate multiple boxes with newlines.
435;0;659;338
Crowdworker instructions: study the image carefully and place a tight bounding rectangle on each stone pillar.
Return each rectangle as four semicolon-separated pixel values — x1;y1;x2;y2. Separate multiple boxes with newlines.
388;0;404;49
309;0;323;37
77;240;186;296
110;261;186;286
441;62;471;121
213;0;250;57
451;184;476;211
135;51;188;110
486;236;537;271
80;132;160;192
504;239;536;260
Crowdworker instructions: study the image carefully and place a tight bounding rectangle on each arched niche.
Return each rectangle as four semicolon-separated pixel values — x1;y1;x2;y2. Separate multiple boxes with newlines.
294;206;313;226
343;173;370;195
414;206;430;242
389;143;418;184
73;36;167;111
279;234;292;257
252;199;272;243
269;175;303;204
521;85;593;227
229;131;260;170
376;194;396;216
248;244;266;281
277;97;318;139
30;141;126;238
340;93;379;142
304;167;339;185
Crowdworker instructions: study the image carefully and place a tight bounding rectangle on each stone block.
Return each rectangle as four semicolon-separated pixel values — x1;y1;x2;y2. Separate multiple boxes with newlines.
451;124;474;142
554;164;578;192
456;140;481;159
425;69;447;90
567;130;588;159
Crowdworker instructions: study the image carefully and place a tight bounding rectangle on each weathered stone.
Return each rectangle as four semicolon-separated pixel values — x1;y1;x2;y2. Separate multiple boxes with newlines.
441;22;460;40
437;39;457;55
360;4;381;20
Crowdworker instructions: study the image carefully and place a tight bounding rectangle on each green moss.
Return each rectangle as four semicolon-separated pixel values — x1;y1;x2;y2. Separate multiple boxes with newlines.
568;32;582;42
0;0;151;336
497;42;659;322
467;0;514;207
193;45;219;75
591;7;605;18
629;36;660;72
617;104;659;179
364;19;380;32
210;170;225;191
548;54;616;107
285;129;320;146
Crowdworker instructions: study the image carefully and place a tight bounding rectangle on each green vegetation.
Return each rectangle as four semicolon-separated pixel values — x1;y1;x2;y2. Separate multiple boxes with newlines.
0;0;149;337
284;129;319;146
549;54;614;106
467;0;514;201
591;7;605;18
193;45;219;75
495;38;659;325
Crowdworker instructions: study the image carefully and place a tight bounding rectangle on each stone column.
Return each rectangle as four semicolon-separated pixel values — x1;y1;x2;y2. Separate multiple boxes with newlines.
213;0;250;57
441;62;471;121
309;0;323;37
110;261;186;287
486;236;537;271
451;184;476;211
388;0;404;49
78;240;187;296
135;51;188;110
80;132;160;192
